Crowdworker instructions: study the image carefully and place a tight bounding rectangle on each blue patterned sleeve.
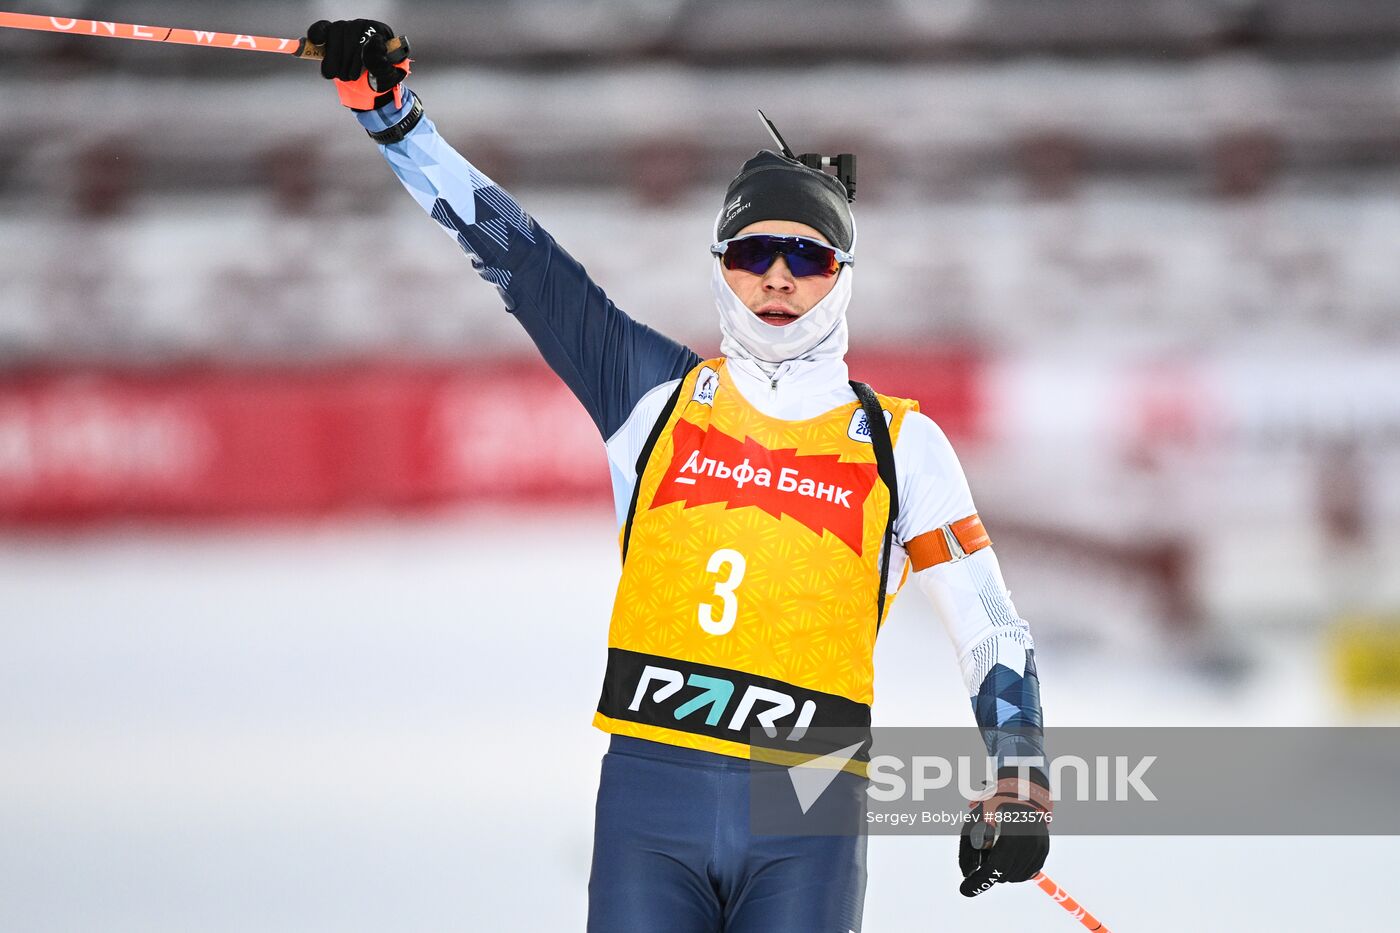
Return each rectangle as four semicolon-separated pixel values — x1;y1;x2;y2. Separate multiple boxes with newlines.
913;545;1047;776
972;644;1046;772
356;90;701;439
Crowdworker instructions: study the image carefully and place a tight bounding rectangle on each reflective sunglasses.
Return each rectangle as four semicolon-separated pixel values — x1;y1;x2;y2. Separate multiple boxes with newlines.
710;234;854;278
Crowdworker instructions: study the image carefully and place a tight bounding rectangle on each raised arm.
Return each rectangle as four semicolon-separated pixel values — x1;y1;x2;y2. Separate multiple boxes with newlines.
311;19;701;438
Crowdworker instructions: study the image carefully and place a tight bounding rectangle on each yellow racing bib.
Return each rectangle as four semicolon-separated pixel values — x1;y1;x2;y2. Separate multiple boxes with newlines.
593;359;918;760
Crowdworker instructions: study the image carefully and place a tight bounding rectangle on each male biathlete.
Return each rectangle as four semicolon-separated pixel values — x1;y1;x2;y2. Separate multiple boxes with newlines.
308;19;1050;931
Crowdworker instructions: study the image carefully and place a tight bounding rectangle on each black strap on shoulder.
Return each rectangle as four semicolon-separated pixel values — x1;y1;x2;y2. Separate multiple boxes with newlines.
850;380;899;629
621;378;687;562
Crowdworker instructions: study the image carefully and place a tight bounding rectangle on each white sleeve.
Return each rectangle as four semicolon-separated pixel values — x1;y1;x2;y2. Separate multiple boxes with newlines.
892;410;1037;694
891;410;977;547
877;411;975;593
603;379;683;529
914;547;1036;696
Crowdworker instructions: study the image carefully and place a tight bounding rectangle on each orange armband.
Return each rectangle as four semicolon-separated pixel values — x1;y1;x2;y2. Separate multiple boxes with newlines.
906;513;991;571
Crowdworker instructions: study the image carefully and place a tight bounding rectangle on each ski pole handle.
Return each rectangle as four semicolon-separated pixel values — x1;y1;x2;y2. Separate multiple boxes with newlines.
1033;872;1112;932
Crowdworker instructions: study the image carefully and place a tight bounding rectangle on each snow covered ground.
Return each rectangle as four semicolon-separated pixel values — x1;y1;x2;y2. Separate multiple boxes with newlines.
1;508;1393;931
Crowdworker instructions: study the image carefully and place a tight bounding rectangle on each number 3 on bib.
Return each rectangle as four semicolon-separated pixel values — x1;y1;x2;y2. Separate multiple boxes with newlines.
698;548;746;635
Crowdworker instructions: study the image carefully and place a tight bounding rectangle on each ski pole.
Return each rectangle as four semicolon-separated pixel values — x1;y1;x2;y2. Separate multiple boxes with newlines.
0;10;403;61
1033;872;1112;931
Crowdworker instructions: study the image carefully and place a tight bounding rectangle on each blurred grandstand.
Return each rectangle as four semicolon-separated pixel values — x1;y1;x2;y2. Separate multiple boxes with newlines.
2;0;1399;641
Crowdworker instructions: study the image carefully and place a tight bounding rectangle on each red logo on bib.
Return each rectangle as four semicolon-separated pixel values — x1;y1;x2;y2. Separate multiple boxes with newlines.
650;419;879;554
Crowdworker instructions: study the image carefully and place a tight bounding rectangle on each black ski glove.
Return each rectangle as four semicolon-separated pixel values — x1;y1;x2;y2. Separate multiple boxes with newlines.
958;771;1052;897
307;19;410;111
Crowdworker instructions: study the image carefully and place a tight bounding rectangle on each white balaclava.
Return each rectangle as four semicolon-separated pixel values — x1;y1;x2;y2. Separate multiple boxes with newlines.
711;150;856;374
711;229;854;373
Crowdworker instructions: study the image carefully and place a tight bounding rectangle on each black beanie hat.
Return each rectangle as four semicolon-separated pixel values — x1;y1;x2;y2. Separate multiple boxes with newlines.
717;151;854;252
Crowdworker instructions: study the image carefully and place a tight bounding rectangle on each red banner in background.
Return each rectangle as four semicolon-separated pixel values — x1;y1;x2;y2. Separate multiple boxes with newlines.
0;353;984;524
